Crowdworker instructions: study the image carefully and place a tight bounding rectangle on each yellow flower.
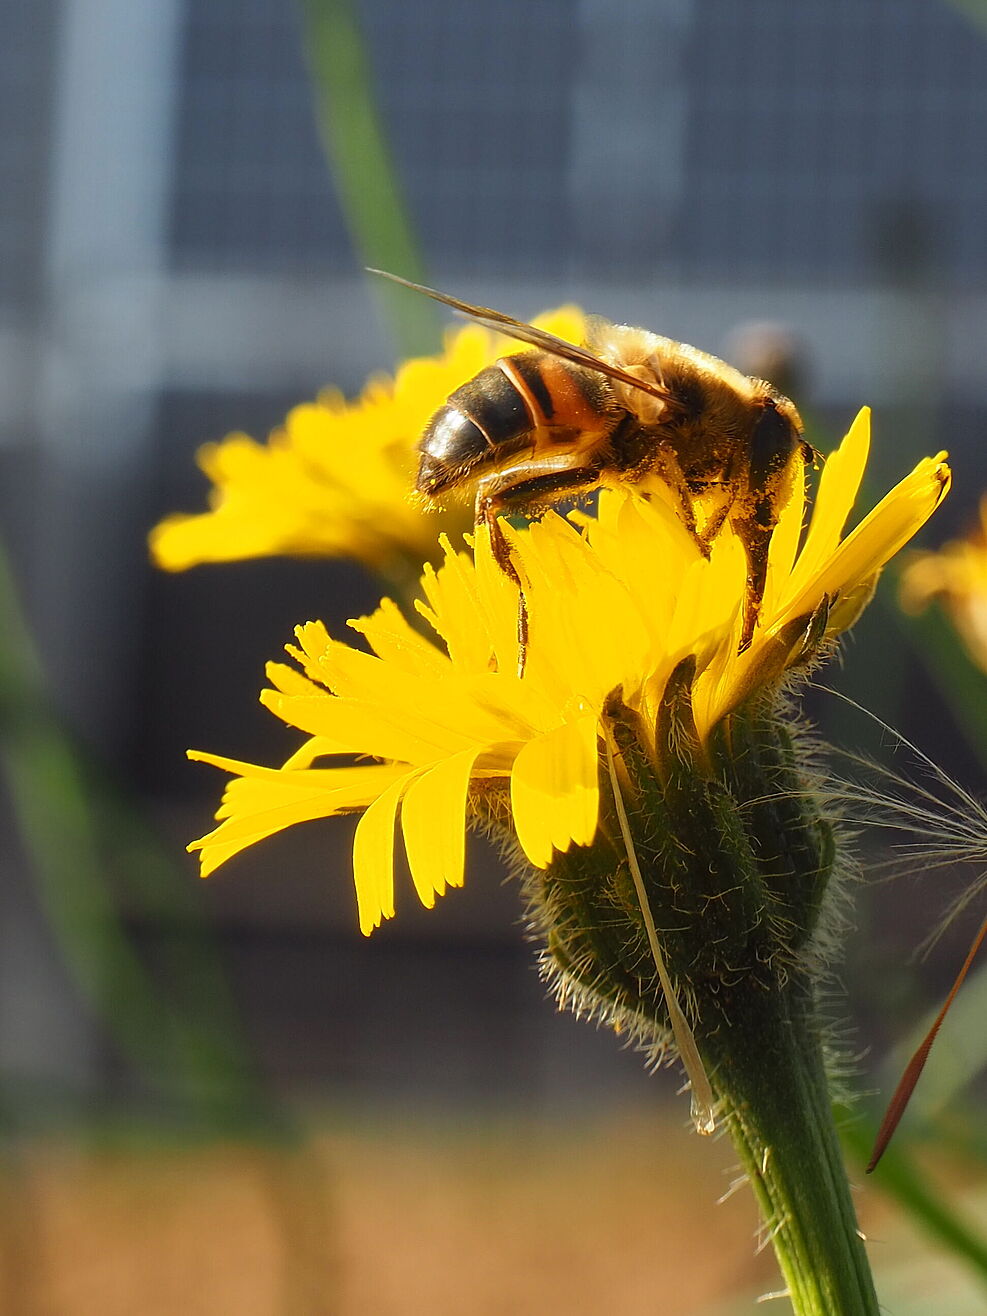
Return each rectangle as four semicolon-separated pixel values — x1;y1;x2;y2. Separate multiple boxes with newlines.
188;407;949;935
900;493;987;673
149;309;585;576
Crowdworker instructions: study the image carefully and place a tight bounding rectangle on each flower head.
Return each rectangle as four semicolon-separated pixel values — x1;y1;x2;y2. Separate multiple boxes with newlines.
900;494;987;673
149;308;584;578
188;407;949;936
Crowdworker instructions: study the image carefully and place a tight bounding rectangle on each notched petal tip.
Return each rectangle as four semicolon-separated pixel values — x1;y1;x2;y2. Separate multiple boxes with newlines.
510;716;601;868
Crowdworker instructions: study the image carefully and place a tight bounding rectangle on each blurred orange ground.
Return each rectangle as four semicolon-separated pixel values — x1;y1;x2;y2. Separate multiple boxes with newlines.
0;1110;982;1315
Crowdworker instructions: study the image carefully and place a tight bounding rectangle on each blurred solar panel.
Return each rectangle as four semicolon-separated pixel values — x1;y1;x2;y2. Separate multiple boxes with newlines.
0;0;56;306
169;0;575;275
166;0;987;285
680;0;987;282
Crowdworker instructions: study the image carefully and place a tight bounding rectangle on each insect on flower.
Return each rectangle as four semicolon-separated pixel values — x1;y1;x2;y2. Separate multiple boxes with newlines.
373;271;817;661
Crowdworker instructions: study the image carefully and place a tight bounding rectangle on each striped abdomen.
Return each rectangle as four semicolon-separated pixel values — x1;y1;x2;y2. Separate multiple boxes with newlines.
416;351;614;496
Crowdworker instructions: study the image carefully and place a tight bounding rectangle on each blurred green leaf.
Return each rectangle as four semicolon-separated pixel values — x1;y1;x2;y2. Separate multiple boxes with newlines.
840;1118;987;1287
942;0;987;38
298;0;440;357
0;539;269;1134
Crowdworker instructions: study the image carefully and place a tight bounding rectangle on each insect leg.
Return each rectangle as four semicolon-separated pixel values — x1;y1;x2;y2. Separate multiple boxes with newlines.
732;502;775;649
731;402;806;649
650;449;700;543
649;452;736;561
478;496;529;672
475;459;602;677
695;485;735;553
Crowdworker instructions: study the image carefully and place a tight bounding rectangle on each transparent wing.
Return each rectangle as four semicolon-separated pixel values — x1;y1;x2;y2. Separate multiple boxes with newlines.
369;270;674;404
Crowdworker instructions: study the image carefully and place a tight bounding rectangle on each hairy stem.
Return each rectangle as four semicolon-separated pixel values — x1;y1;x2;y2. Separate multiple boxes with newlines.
698;975;879;1315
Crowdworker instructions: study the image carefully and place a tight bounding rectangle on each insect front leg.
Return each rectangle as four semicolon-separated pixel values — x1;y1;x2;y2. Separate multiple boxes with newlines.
475;460;603;677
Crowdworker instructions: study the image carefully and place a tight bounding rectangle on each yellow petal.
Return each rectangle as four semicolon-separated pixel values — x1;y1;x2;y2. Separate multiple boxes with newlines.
510;715;600;868
419;534;512;674
825;572;879;636
187;753;407;877
259;690;463;763
762;463;807;616
353;770;419;934
400;749;479;909
512;513;648;703
281;737;346;769
668;534;744;663
348;598;450;678
265;661;322;698
784;407;870;600
781;452;950;627
288;621;391;696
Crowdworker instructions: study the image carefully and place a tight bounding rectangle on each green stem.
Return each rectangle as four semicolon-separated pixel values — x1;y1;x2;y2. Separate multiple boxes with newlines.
0;539;265;1130
699;977;880;1315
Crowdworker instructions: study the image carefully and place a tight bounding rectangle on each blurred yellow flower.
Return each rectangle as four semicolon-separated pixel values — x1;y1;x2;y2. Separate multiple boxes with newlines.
187;407;949;935
900;494;987;673
149;308;585;577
